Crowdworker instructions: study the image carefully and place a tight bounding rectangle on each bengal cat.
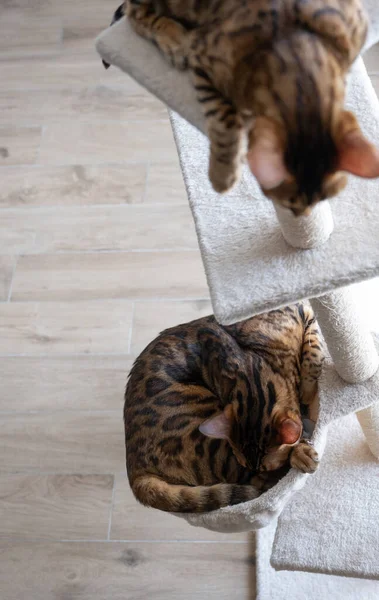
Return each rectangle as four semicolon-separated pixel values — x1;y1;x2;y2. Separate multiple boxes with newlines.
124;303;323;513
108;0;379;215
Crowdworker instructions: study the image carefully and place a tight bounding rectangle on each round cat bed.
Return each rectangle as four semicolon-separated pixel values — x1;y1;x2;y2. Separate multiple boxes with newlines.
172;352;379;533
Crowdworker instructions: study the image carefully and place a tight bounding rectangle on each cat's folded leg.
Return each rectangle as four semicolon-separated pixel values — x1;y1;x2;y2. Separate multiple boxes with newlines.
300;307;324;420
290;441;319;473
125;0;189;70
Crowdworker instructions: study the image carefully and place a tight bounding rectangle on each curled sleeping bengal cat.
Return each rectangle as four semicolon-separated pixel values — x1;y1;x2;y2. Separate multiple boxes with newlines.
124;303;324;513
107;0;379;215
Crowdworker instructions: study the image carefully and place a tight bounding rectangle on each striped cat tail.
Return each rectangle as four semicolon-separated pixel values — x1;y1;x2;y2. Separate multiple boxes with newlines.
132;475;260;513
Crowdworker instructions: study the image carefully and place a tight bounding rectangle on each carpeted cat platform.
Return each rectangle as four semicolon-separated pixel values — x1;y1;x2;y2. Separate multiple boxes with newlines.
270;407;379;580
257;487;379;599
97;19;379;326
169;65;379;323
96;0;379;584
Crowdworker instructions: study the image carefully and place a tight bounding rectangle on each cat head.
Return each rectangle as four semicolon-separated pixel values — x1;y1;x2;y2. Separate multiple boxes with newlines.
245;34;379;216
199;402;302;472
247;112;379;216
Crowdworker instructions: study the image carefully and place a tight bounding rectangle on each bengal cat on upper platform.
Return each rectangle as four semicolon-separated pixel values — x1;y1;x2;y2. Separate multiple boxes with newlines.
124;303;323;513
115;0;379;215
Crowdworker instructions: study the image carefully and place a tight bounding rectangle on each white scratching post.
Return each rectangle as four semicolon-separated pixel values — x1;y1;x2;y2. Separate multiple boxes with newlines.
311;290;379;384
274;203;334;249
96;2;379;582
313;291;379;458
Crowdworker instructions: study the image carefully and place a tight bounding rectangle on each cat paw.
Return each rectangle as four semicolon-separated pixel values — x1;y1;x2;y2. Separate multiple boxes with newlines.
209;164;240;194
290;442;319;474
167;47;188;70
160;26;189;70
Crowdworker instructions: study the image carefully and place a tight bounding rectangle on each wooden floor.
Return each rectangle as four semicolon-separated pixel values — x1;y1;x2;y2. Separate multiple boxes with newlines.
0;1;378;598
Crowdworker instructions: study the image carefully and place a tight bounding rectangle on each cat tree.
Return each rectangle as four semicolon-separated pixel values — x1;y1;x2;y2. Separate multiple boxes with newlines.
96;3;379;596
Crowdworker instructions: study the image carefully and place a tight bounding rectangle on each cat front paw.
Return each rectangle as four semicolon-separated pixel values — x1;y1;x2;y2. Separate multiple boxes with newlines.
209;162;240;194
160;25;189;70
290;442;319;474
168;47;188;70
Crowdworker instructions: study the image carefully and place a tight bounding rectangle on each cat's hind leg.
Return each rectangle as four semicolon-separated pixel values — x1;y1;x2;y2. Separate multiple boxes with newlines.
125;0;189;69
290;305;325;474
299;304;324;421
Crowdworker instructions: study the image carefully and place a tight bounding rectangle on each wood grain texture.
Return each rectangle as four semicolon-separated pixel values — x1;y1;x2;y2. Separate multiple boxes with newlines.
11;252;208;301
131;300;212;354
0;1;259;596
38;121;178;165
0;164;147;208
0;255;15;301
0;474;113;540
0;356;131;412
0;412;125;472
0;15;62;54
0;52;143;91
0;205;198;254
0;126;42;165
0;300;133;355
0;541;255;600
145;161;188;204
0;87;168;125
111;474;248;542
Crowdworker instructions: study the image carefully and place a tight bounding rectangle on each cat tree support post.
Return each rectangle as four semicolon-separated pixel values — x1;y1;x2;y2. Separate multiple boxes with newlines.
275;204;379;457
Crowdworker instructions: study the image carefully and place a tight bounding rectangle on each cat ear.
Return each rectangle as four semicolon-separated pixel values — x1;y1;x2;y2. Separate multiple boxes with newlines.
277;418;302;446
338;129;379;179
199;404;234;440
247;119;288;189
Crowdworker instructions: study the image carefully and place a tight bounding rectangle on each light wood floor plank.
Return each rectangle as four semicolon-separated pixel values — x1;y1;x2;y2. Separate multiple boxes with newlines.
0;87;167;125
0;14;62;54
111;474;249;543
0;164;147;209
0;52;143;91
0;356;131;412
0;126;42;166
0;300;133;355
145;161;188;204
38;120;178;165
0;205;197;254
11;252;208;301
0;474;113;540
0;541;255;600
0;2;259;595
0;412;124;472
0;255;15;301
131;299;212;354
